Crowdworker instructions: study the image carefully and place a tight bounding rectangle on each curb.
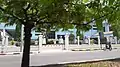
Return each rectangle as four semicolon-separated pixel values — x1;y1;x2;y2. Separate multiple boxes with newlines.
0;48;118;55
0;52;34;55
71;49;100;51
71;48;118;51
0;52;21;55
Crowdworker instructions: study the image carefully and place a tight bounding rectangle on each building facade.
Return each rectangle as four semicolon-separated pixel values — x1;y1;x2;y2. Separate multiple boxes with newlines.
0;19;114;44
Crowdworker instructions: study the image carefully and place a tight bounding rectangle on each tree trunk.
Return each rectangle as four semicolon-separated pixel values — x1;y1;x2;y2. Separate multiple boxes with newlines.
21;24;32;67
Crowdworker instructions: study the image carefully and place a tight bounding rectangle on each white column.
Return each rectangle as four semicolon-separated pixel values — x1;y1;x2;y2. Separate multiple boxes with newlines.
1;29;6;53
55;32;58;44
98;36;102;49
59;36;64;44
88;36;90;45
42;36;46;44
65;34;69;50
77;36;79;45
98;36;100;45
20;25;24;52
4;36;9;53
38;35;43;53
114;36;117;44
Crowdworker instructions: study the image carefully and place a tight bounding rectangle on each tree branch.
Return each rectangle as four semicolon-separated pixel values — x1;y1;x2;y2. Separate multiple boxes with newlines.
84;4;119;25
11;13;24;24
0;6;4;11
25;3;31;11
22;3;31;22
0;6;24;24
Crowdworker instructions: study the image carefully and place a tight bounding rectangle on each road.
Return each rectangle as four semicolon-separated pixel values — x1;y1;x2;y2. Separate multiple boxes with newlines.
0;49;120;67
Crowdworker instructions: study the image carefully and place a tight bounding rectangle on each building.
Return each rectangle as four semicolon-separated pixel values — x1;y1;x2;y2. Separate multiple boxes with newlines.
0;19;114;44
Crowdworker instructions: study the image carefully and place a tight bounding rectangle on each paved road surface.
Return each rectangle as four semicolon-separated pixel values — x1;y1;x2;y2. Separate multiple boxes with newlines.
0;49;120;67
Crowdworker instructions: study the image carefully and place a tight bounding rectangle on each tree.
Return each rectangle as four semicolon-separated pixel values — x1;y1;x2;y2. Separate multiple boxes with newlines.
0;0;120;67
0;0;71;67
111;20;120;39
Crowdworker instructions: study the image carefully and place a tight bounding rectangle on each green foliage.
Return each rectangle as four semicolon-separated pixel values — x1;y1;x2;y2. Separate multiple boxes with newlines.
111;20;120;39
0;0;120;67
0;0;119;33
15;23;22;41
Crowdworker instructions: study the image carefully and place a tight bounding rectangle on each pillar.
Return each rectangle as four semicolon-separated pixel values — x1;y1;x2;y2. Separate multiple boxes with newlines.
77;36;79;45
20;25;24;52
4;36;9;53
42;35;46;44
1;36;5;53
59;36;64;44
98;36;102;49
98;36;100;45
114;36;117;44
88;36;90;45
65;34;69;50
1;29;6;53
38;34;43;53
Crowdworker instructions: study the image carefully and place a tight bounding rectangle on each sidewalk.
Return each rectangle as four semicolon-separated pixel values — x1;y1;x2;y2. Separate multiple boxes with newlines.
0;44;120;55
70;44;120;51
0;49;72;55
